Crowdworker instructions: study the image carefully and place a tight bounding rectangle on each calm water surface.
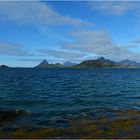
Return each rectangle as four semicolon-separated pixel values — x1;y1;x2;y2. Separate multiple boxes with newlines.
0;68;140;128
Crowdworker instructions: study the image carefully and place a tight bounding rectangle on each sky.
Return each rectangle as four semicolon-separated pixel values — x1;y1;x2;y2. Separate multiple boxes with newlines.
1;1;140;67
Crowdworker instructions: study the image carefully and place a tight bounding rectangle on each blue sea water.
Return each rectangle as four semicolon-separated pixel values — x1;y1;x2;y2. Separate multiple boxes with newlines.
0;68;140;128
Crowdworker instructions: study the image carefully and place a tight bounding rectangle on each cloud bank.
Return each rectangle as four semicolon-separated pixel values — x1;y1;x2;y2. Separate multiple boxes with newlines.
1;1;140;64
89;1;140;16
0;41;31;56
60;29;140;62
0;1;91;27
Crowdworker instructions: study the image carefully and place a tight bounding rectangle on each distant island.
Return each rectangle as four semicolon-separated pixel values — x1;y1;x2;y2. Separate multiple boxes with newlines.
74;57;119;68
0;65;9;68
35;59;63;68
34;57;140;68
1;57;140;69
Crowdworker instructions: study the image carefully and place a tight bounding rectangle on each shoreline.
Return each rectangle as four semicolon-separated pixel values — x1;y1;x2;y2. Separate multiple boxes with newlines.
0;109;140;139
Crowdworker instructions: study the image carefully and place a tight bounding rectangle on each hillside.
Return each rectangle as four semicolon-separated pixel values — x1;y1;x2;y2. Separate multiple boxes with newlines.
35;60;63;68
118;59;140;67
74;57;121;68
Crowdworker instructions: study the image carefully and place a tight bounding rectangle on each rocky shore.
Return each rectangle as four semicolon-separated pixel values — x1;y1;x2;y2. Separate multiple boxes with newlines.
0;109;140;139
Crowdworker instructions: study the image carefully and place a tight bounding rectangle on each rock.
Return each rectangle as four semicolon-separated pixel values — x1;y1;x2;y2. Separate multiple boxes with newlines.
0;109;24;123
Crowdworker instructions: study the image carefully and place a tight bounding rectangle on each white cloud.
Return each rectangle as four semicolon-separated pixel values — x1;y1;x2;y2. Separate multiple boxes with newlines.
88;1;140;16
61;29;140;62
0;41;32;56
0;1;91;27
39;49;87;60
62;30;122;55
132;37;140;44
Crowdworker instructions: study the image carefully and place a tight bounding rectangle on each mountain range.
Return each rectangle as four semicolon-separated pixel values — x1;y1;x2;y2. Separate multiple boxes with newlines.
34;57;140;68
74;57;120;68
35;60;63;68
1;57;140;68
63;61;77;67
118;59;140;67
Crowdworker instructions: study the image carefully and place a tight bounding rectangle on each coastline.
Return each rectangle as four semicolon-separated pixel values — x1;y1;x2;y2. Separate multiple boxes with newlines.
0;109;140;139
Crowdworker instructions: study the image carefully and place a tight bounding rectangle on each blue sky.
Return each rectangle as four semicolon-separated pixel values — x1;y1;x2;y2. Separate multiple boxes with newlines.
1;1;140;67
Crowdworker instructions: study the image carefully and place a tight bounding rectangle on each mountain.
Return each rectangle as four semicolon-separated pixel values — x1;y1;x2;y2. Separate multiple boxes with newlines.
35;60;63;68
35;60;49;68
74;57;120;68
63;61;77;67
118;59;140;67
35;58;140;69
0;65;9;68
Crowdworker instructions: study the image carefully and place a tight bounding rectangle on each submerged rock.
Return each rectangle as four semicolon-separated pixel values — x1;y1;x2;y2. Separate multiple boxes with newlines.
0;109;24;124
0;109;140;139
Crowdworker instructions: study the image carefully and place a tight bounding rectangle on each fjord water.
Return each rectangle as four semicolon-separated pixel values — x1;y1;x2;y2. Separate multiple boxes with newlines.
0;68;140;129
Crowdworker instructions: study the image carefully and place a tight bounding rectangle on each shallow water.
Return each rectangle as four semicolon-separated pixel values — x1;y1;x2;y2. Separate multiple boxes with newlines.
0;68;140;129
